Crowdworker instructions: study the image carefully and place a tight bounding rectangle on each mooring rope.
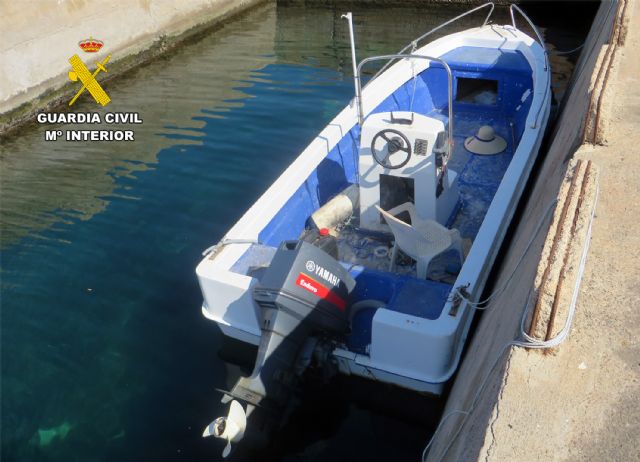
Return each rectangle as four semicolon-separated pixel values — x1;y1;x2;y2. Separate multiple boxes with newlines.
550;43;585;55
422;179;598;462
201;238;260;257
448;197;559;310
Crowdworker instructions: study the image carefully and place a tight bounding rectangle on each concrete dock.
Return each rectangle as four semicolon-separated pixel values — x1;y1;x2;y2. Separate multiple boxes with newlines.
426;0;640;460
0;0;265;134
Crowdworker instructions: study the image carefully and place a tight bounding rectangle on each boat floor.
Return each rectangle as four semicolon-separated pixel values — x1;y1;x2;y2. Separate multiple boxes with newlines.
232;110;514;283
433;109;515;240
332;223;465;285
229;109;514;353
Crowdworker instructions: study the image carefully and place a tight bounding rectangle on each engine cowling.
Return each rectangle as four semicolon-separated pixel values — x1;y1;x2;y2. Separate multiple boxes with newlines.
204;240;355;457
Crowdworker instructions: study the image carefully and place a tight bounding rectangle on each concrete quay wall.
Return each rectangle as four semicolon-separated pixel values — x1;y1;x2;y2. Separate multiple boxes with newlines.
0;0;266;133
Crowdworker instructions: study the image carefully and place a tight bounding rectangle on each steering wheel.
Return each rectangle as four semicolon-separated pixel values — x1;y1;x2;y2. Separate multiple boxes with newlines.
370;129;412;169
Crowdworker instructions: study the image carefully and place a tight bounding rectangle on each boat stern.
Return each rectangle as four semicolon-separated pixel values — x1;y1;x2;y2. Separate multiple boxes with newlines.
196;247;261;344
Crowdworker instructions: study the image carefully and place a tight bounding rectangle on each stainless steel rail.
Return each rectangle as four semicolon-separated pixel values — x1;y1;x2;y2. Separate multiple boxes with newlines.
351;2;549;133
510;4;548;71
509;4;550;128
370;2;495;82
356;54;454;162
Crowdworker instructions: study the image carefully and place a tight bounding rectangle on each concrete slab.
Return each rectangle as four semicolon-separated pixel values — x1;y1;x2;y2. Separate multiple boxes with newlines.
0;0;266;133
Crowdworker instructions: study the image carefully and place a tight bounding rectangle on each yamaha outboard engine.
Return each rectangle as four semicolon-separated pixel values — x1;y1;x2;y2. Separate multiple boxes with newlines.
204;240;355;456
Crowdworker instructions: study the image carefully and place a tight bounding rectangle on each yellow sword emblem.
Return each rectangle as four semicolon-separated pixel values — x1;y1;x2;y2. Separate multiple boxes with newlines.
68;54;112;106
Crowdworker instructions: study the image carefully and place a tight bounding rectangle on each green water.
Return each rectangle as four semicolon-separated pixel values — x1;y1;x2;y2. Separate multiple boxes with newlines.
0;2;591;461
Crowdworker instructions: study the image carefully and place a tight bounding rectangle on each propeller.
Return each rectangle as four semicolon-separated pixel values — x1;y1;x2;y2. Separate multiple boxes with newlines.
202;400;247;458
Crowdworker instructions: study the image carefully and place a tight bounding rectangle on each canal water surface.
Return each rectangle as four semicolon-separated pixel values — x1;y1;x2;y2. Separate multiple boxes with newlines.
1;2;593;461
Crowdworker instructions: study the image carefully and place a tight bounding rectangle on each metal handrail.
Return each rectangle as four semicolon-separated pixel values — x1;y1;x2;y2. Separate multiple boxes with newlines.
370;2;495;82
352;2;548;133
510;4;548;71
509;4;550;128
356;54;454;162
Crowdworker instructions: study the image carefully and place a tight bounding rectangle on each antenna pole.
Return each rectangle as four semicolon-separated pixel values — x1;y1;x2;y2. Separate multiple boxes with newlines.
341;12;363;127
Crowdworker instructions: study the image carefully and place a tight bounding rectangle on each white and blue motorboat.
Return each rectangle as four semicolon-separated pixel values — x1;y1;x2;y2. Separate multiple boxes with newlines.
196;3;551;455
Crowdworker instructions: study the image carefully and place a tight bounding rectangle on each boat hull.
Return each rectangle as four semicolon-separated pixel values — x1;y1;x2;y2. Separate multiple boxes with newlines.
196;24;551;393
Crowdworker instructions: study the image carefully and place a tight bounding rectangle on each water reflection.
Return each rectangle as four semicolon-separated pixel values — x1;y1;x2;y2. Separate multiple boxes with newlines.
0;4;278;249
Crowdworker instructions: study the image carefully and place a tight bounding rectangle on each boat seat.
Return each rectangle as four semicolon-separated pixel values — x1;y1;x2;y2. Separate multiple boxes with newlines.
376;202;464;279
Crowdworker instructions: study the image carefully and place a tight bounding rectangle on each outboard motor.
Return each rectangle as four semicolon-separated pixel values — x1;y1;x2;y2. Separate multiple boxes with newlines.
204;240;355;457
